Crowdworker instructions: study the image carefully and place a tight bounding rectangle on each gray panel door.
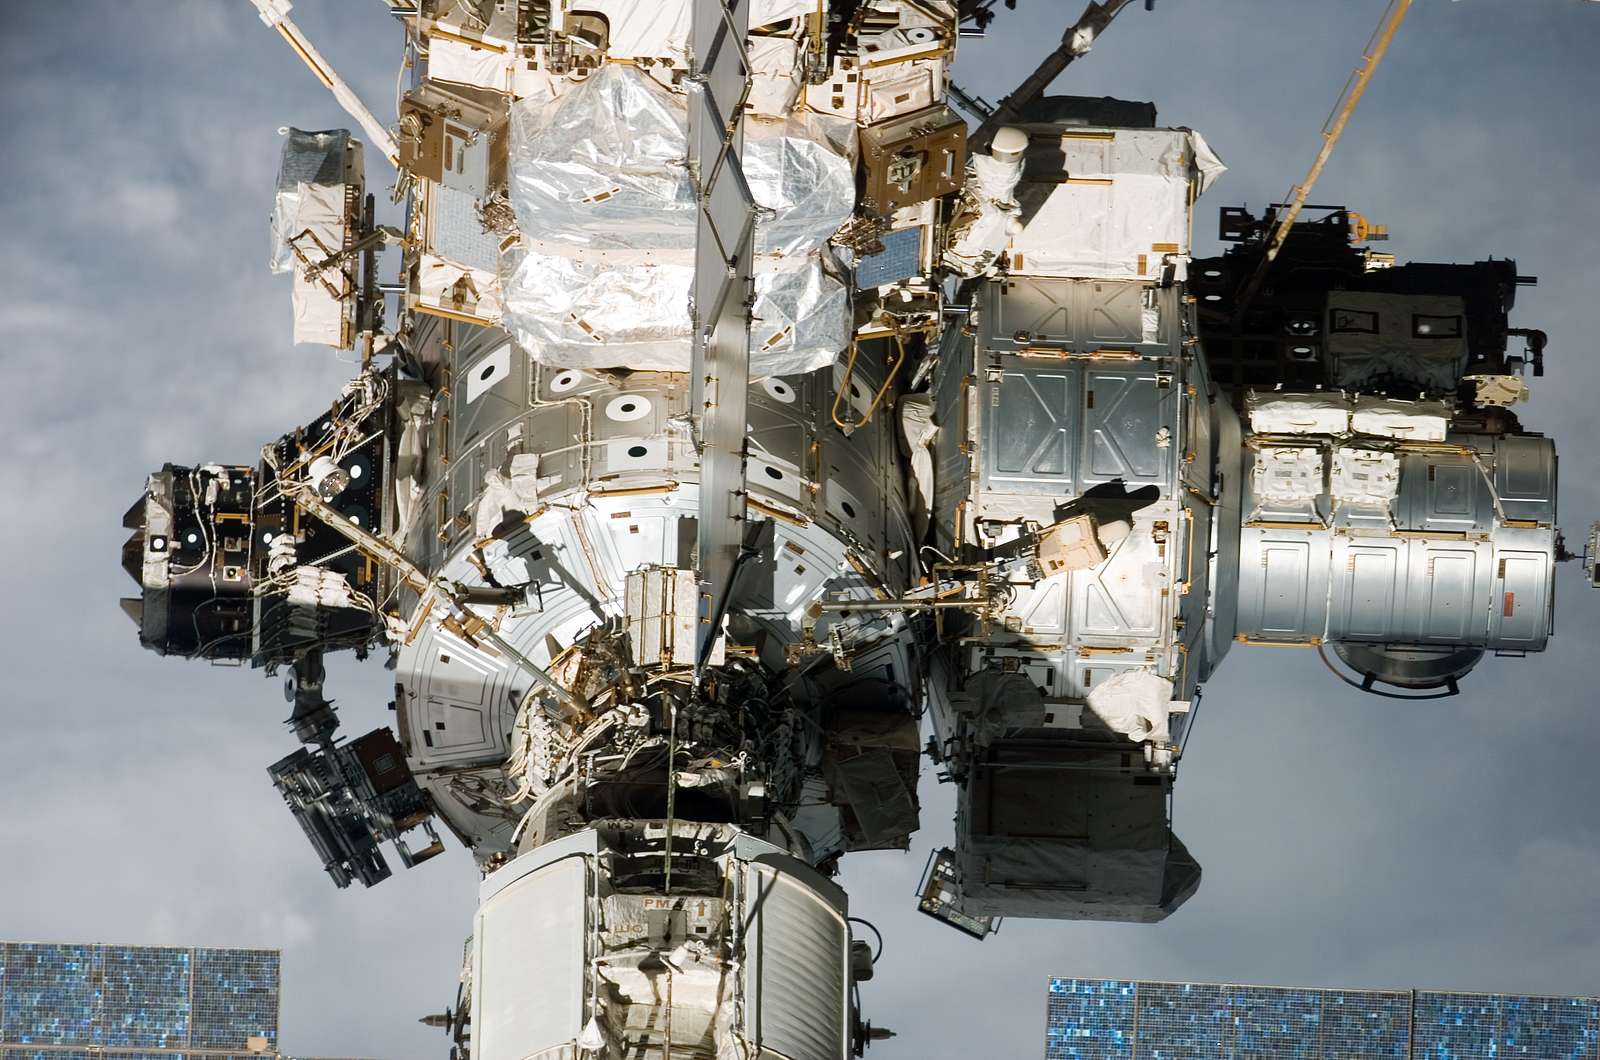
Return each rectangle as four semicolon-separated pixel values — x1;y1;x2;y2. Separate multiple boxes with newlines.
1426;461;1480;531
990;277;1075;345
1495;435;1557;524
1489;550;1551;648
1258;540;1314;639
1082;369;1167;487
1238;533;1326;641
1333;541;1405;641
983;365;1079;496
1408;455;1488;533
1073;528;1164;639
986;277;1157;352
1413;544;1487;643
1082;281;1146;345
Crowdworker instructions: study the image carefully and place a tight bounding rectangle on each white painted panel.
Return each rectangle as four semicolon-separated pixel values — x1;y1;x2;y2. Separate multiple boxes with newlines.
465;342;514;404
473;856;587;1059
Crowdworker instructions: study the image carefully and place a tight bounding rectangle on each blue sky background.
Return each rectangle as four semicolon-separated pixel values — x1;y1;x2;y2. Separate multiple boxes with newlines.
1;2;1596;1057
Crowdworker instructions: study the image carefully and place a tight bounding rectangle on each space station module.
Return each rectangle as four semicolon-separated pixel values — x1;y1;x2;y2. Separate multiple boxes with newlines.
119;2;1565;1056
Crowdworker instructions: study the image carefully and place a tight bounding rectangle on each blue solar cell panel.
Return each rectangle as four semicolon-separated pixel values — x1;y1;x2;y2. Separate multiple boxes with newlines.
1231;985;1322;1059
1;942;277;1056
855;227;922;288
1408;991;1600;1060
101;946;190;1048
1136;980;1229;1058
1046;978;1136;1060
1496;994;1600;1059
1414;991;1500;1059
1319;990;1409;1060
1;943;98;1045
189;949;279;1052
1045;980;1600;1059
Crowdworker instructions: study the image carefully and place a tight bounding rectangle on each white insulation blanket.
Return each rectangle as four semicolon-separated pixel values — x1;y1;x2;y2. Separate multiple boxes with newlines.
1086;669;1174;744
501;65;856;374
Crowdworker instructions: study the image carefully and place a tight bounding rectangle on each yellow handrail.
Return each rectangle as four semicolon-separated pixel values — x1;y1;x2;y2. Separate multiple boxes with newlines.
831;324;908;431
1235;0;1412;316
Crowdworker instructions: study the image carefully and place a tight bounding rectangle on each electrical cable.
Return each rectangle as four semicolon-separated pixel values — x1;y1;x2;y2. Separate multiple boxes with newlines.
847;916;884;964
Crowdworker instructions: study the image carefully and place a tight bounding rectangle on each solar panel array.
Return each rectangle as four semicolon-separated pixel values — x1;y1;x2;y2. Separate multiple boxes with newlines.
855;226;923;288
1047;978;1600;1059
1;941;279;1058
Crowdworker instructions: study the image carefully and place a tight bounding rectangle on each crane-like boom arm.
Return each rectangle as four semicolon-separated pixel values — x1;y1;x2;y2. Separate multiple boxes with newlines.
1234;0;1411;314
969;0;1140;152
249;0;402;168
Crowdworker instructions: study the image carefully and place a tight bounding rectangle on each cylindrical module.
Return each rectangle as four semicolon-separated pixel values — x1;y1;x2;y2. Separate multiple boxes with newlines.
469;825;853;1059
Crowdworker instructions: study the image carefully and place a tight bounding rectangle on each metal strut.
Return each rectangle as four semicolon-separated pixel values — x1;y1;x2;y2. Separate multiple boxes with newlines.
1234;0;1412;317
969;0;1141;153
687;0;757;684
248;0;402;167
284;482;589;720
